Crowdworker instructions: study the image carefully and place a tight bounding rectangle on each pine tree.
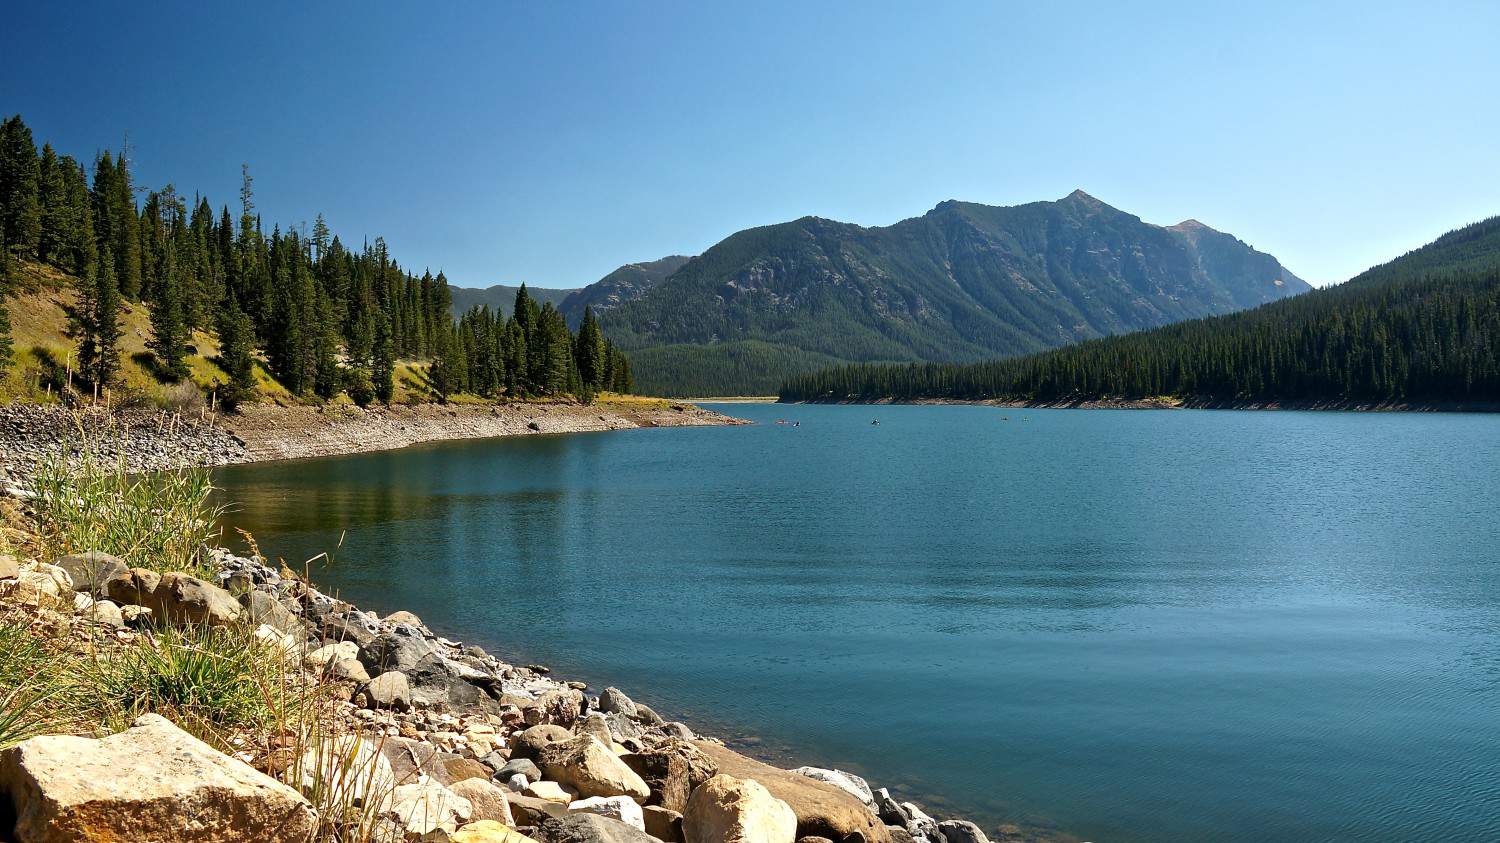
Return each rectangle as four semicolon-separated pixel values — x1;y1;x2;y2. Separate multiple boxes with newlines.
215;299;256;410
373;311;395;404
147;245;190;380
73;246;123;389
37;144;65;264
111;145;142;299
575;306;606;390
0;115;42;259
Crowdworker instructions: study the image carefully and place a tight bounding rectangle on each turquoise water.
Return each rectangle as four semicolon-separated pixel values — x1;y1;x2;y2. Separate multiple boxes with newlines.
213;404;1500;842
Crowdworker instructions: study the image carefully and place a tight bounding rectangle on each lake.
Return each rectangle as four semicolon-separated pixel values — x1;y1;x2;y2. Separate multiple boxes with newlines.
212;403;1500;842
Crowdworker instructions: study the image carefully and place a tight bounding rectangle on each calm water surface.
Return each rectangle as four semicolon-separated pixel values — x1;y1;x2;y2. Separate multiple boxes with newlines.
213;404;1500;843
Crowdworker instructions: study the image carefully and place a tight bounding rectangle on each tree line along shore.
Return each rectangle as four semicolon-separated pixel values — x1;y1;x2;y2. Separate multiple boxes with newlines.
0;112;631;413
779;216;1500;407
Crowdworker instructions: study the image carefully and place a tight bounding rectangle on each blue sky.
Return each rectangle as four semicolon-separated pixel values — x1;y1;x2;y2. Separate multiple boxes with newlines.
3;1;1496;289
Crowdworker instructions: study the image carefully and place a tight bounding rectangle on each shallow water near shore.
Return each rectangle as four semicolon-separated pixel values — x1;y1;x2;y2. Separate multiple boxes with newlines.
213;403;1500;843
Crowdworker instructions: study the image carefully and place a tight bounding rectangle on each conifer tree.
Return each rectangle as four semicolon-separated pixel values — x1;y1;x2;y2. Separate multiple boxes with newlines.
73;245;124;389
0;116;42;259
215;299;256;410
575;306;606;390
373;311;395;403
147;245;190;380
0;219;11;368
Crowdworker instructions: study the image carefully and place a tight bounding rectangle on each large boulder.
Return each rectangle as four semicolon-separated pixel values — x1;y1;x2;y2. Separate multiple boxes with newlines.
244;590;302;635
53;552;127;595
3;562;73;608
532;812;659;843
693;743;889;843
644;805;685;842
512;724;574;760
597;687;639;718
295;733;398;816
105;568;242;626
684;774;797;843
389;780;473;837
360;626;436;674
451;777;516;825
360;670;412;711
0;713;314;841
621;739;718;813
789;768;874;808
937;820;991;843
537;735;650;801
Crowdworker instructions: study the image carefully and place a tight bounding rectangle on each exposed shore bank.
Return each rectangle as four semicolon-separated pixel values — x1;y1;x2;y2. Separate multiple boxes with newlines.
0;482;1030;841
0;398;747;484
788;396;1500;412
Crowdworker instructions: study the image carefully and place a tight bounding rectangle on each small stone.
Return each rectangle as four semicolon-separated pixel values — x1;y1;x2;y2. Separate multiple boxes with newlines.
525;780;575;804
570;795;646;832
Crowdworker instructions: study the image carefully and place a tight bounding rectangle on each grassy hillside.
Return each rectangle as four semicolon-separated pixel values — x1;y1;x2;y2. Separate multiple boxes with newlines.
781;216;1500;407
1;260;453;407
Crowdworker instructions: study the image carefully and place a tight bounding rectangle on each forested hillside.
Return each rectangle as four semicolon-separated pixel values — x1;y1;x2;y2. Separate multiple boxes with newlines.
780;216;1500;407
0;113;630;408
597;191;1307;396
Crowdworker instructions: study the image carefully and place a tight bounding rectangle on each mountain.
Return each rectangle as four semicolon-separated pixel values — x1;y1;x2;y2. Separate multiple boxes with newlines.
593;191;1308;395
448;283;578;319
559;255;691;325
780;215;1500;408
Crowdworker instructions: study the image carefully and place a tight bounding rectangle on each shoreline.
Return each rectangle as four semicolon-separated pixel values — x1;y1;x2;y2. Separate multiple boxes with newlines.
0;398;750;484
787;396;1500;413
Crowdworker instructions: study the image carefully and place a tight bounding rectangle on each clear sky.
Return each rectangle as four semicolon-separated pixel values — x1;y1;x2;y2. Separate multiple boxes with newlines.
3;1;1496;289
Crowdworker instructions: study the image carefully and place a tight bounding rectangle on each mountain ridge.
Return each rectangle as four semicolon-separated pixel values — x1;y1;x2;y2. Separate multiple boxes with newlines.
593;191;1307;395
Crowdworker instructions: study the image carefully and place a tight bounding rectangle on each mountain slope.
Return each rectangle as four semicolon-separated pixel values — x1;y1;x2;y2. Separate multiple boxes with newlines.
597;191;1307;395
448;284;578;319
780;215;1500;407
559;255;691;326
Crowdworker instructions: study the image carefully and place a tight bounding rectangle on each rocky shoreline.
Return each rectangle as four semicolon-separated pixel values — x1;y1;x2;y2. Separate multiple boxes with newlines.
0;539;1013;843
0;399;745;486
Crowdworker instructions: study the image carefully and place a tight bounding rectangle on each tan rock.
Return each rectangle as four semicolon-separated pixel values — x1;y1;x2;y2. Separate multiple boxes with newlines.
455;819;540;843
390;780;472;837
304;640;360;667
451;777;516;825
512;723;574;759
0;713;314;841
537;735;650;801
684;774;796;843
644;805;685;842
693;743;889;843
526;780;576;804
104;568;241;626
0;553;19;579
570;794;645;831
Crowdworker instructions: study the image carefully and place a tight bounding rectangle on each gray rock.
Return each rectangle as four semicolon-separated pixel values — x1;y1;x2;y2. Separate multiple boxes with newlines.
874;789;910;827
318;609;381;649
790;767;874;807
597;687;638;718
937;820;990;843
360;671;411;711
533;812;659;843
634;703;665;726
360;626;436;673
661;722;696;741
499;757;543;781
244;590;302;635
53;551;127;595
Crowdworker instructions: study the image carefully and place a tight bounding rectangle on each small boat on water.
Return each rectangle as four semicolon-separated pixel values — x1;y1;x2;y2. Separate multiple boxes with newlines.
871;419;881;425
